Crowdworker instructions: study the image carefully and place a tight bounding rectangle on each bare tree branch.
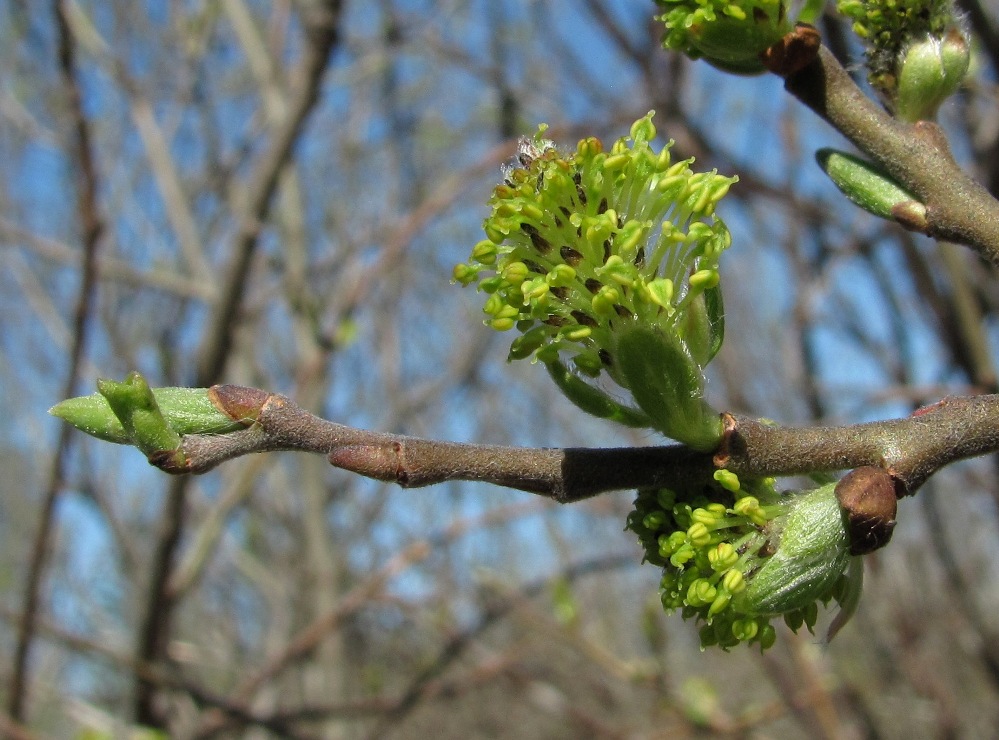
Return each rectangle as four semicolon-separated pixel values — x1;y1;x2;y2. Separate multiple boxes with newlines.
142;386;999;501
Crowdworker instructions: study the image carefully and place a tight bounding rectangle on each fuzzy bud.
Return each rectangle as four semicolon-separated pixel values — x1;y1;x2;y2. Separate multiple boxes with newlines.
51;376;249;447
614;325;723;451
895;28;970;122
738;483;851;615
816;148;926;227
655;0;792;75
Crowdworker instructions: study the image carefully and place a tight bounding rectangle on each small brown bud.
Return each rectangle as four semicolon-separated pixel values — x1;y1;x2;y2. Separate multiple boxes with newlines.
890;200;930;233
761;23;821;77
835;466;898;555
208;384;270;424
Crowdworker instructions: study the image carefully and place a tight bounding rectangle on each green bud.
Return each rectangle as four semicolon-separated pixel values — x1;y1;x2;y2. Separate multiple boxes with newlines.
591;286;621;316
738;483;850;615
451;263;479;285
656;0;792;75
502;261;529;285
816;148;926;225
687;522;712;547
484;221;506;244
644;511;669;531
670;545;695;567
705;502;727;516
758;623;777;649
709;542;739;571
732;495;768;526
707;590;732;617
657;489;676;510
507;327;547;361
51;378;245;445
687;579;718;607
713;469;741;492
691;507;721;527
721;567;745;593
644;278;674;310
665;530;688;554
896;28;970;122
546;264;575;287
688;269;719;290
614;325;722;451
732;618;759;642
471;239;499;264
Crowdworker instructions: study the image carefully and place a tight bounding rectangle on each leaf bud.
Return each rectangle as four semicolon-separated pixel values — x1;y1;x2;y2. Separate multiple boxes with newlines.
816;148;924;225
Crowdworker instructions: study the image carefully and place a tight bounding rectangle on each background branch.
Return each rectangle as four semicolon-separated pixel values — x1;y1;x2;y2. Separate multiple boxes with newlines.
8;0;105;723
132;2;344;726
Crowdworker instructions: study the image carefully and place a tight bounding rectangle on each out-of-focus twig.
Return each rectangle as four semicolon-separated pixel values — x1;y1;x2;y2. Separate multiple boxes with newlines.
9;0;105;723
132;1;345;726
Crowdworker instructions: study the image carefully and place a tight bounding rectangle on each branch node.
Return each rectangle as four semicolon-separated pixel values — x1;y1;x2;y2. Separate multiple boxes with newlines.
912;121;956;162
713;412;741;468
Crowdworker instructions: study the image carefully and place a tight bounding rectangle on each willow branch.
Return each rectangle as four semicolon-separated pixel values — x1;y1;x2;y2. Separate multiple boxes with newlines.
153;387;999;501
782;45;999;263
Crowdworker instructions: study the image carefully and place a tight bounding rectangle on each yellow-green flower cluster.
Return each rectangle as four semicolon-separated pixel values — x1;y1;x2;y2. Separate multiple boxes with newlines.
655;0;791;74
837;0;969;120
627;471;858;650
453;112;734;387
838;0;954;48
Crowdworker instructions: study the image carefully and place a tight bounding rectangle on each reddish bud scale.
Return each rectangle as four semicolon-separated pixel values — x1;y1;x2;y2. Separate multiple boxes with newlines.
835;466;899;555
761;23;821;76
208;384;271;425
